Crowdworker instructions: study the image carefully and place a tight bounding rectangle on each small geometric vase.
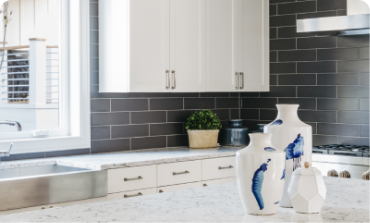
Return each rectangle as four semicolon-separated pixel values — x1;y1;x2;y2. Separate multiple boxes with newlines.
236;133;285;215
264;104;312;208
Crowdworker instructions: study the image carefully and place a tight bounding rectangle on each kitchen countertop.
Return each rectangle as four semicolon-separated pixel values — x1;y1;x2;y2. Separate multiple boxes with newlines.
0;177;368;222
0;146;243;170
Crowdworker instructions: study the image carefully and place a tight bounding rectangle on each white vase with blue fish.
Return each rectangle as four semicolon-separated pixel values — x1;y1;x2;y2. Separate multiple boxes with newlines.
264;104;312;208
236;133;285;215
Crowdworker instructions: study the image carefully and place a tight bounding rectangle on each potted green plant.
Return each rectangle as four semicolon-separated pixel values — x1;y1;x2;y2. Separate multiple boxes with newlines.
185;110;222;149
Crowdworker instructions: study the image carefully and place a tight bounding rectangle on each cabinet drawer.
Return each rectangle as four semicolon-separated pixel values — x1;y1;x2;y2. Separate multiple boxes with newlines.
157;182;202;193
108;165;157;193
202;177;236;187
107;188;156;201
157;160;201;187
202;157;236;180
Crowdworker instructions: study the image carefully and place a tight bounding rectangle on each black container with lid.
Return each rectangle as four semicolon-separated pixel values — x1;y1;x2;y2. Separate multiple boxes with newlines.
219;120;249;146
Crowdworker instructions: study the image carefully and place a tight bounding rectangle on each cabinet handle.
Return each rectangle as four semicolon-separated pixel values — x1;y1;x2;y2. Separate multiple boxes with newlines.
124;192;143;198
235;72;239;90
124;176;143;181
173;170;189;176
203;184;208;187
171;70;176;90
240;72;244;90
166;70;170;89
159;190;164;193
219;165;233;170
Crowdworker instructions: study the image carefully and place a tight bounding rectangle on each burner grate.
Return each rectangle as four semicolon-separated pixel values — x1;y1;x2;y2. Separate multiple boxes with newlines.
313;144;369;157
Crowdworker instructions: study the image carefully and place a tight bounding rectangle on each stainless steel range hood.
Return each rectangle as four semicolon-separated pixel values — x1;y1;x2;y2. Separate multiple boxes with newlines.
297;0;370;36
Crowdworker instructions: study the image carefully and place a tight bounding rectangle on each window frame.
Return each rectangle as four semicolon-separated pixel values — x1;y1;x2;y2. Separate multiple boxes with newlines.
0;0;90;153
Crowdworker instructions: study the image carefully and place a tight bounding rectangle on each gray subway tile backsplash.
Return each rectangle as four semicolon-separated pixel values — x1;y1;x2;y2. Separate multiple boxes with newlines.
131;111;166;124
277;1;316;15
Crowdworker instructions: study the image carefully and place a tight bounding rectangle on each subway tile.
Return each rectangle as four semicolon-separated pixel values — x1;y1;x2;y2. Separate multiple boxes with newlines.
241;109;259;120
338;36;369;48
361;125;369;137
90;31;99;44
270;0;295;3
270;62;296;74
278;26;316;38
150;98;183;110
230;93;240;98
359;47;369;60
230;109;240;119
90;17;98;30
278;98;316;110
167;110;197;123
337;9;347;16
212;109;231;121
359;73;369;86
260;109;278;121
90;44;99;58
111;99;148;112
338;86;369;98
278;50;316;62
240;92;260;97
143;93;199;98
45;149;90;158
313;135;338;146
270;15;296;27
242;120;272;132
90;71;99;85
216;98;239;109
90;3;98;16
297;11;337;19
278;1;316;15
184;98;214;109
200;93;229;97
360;99;369;111
317;123;359;137
338;137;369;146
317;48;359;61
131;111;166;124
298;86;336;98
339;111;370;124
111;125;149;138
131;136;167;150
91;112;129;126
270;75;278;86
270;39;296;50
90;58;99;71
91;99;110;112
317;73;359;85
242;98;278;109
297;37;337;49
2;152;45;162
150;123;183;136
91;139;130;154
270;28;277;39
307;122;317;135
317;99;359;111
167;135;189;147
91;126;110;140
338;60;369;73
278;74;316;85
298;110;337;123
270;51;277;63
317;0;346;11
270;4;277;16
260;86;296;97
297;61;337;73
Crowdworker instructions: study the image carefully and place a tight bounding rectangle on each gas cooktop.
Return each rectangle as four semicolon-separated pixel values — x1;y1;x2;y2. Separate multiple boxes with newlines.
313;144;369;157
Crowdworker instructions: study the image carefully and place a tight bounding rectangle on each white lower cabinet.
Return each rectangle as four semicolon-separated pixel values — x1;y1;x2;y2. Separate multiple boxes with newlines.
202;157;236;180
202;177;236;187
107;188;157;201
157;182;202;193
157;160;202;187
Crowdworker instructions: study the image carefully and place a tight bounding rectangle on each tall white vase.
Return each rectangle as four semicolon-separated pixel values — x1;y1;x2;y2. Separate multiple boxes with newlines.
236;133;285;215
264;104;312;208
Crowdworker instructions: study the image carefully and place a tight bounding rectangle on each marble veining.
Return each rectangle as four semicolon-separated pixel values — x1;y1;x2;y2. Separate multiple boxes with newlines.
0;177;368;222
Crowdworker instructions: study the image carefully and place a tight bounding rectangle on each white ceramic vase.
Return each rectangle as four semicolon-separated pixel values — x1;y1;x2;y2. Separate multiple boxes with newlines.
264;104;312;208
236;133;285;215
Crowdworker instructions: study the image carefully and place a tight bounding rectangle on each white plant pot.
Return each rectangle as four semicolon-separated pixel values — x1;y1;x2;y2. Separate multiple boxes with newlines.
236;133;285;215
264;104;313;208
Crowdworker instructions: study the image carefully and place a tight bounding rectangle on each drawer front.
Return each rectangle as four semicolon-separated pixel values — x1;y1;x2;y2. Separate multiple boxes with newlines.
107;188;156;201
157;182;202;193
157;160;201;187
202;157;236;180
108;165;157;193
202;177;236;187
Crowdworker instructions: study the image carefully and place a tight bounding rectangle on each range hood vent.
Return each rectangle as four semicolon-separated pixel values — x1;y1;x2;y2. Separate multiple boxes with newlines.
297;14;370;36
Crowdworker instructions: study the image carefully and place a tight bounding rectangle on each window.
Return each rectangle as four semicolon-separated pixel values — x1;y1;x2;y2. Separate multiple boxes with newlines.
0;0;90;153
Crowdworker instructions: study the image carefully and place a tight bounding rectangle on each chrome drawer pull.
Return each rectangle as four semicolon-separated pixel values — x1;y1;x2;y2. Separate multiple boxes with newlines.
166;70;170;89
219;165;233;170
124;192;143;198
235;72;239;90
124;176;143;181
171;70;176;90
173;170;189;176
240;72;244;90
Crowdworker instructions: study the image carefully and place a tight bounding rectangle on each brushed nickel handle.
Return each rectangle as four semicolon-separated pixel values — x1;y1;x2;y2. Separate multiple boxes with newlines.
171;70;176;90
173;170;189;176
240;72;244;90
203;184;207;187
219;165;233;170
166;70;170;89
340;170;351;178
159;190;164;193
124;192;143;198
235;72;239;90
124;176;143;181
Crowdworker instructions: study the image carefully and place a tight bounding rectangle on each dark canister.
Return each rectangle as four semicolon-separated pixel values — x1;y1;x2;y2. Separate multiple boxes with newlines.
220;120;249;146
253;124;266;133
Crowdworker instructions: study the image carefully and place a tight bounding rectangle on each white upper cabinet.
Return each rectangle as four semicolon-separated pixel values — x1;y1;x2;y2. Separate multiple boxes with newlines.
99;0;269;93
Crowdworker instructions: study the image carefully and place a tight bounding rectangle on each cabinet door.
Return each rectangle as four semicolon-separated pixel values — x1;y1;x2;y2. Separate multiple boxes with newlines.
130;0;170;92
205;0;239;92
238;0;269;91
169;0;206;92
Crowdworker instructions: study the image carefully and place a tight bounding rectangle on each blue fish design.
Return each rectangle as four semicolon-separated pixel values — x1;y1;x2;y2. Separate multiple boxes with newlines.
281;168;285;180
270;119;283;126
251;160;270;210
264;147;276;152
284;134;305;171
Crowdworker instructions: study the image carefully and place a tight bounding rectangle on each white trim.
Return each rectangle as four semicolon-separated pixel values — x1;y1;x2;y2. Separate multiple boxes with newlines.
0;0;90;153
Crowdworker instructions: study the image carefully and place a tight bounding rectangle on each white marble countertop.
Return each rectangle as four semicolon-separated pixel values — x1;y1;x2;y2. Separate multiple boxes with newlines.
0;177;368;222
0;146;243;170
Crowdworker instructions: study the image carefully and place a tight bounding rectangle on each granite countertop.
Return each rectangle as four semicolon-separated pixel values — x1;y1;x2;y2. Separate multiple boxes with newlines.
0;146;243;170
0;177;368;222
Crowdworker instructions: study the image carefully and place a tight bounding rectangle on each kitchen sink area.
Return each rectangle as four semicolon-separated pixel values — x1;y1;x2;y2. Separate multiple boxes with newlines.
0;163;107;212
